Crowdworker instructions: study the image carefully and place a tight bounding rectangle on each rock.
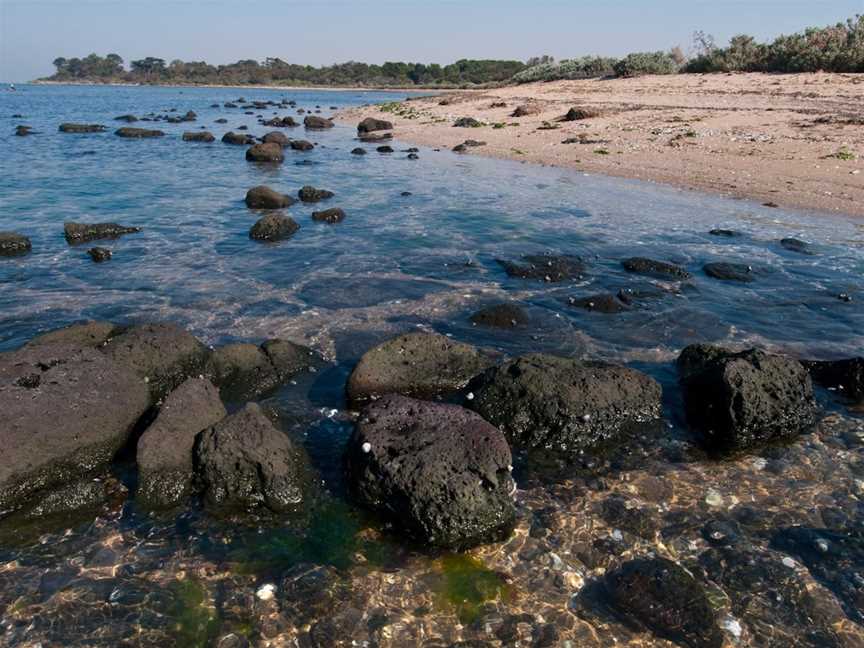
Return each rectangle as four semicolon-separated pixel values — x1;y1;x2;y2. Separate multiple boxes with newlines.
14;125;32;136
497;254;585;282
351;147;367;155
0;232;31;256
802;357;864;401
210;339;316;401
59;123;106;133
511;104;542;117
562;107;601;121
604;558;723;648
567;293;630;314
261;131;290;146
780;238;813;254
290;139;314;151
298;186;334;203
708;229;738;237
346;395;515;549
622;257;692;280
64;222;141;245
245;185;296;209
453;117;482;128
87;247;112;262
196;403;307;513
677;344;817;453
311;208;346;224
377;145;394;153
262;116;298;128
304;115;333;129
407;153;419;159
246;142;284;163
346;332;492;406
222;132;254;145
0;344;149;511
466;354;662;452
358;132;393;142
616;286;671;305
249;214;300;242
101;322;211;403
115;127;164;138
115;114;138;122
182;131;215;142
357;117;393;134
470;304;529;328
214;118;228;124
26;321;116;349
703;262;754;282
136;378;226;509
180;110;197;122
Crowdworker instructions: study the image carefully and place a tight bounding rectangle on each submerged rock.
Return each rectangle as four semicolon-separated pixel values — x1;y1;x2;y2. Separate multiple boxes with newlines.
210;339;317;401
102;322;211;403
196;403;307;513
351;147;367;155
346;332;492;406
708;228;739;237
622;257;692;280
604;558;723;648
497;254;585;282
346;394;516;549
246;142;284;163
469;303;529;329
136;378;226;509
87;247;112;262
245;185;296;209
14;125;32;136
358;132;393;142
115;127;165;138
290;139;314;151
182;131;215;142
376;145;394;153
64;222;141;245
26;321;116;349
249;214;300;241
261;131;290;146
677;344;817;453
466;354;662;453
262;116;298;128
311;207;345;224
298;186;334;203
0;344;149;512
222;131;254;145
304;115;333;129
780;237;813;254
802;357;864;402
357;117;393;134
567;293;630;314
0;232;31;256
115;114;138;122
704;262;754;282
59;123;106;133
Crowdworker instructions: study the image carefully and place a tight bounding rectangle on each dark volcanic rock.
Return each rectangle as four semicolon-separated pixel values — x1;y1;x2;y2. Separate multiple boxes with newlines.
222;131;254;145
357;117;393;134
290;139;314;151
210;339;317;401
802;357;864;402
346;394;516;549
466;354;662;453
453;117;481;128
346;332;492;406
351;147;367;155
622;257;692;280
64;222;141;245
26;321;116;349
304;115;333;129
677;344;817;453
470;304;529;328
245;185;296;209
497;254;585;282
14;125;32;136
249;214;300;241
261;131;290;146
246;142;284;163
0;232;31;256
604;558;723;648
262;116;298;128
101;322;211;403
214;118;228;124
704;262;754;282
780;237;813;254
567;293;630;313
115;127;164;138
0;344;149;511
311;208;346;224
136;378;226;509
87;247;112;262
182;131;215;142
196;403;307;513
376;145;394;153
298;186;334;203
59;123;106;133
708;229;739;237
115;114;138;122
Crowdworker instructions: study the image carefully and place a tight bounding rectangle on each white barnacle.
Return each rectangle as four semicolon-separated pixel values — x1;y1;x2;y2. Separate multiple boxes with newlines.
362;442;372;454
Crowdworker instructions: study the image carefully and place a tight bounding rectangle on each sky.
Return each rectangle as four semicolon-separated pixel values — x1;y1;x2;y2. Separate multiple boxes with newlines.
1;0;861;82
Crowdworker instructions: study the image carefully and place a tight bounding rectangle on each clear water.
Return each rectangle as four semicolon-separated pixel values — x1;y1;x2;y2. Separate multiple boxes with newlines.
1;85;863;647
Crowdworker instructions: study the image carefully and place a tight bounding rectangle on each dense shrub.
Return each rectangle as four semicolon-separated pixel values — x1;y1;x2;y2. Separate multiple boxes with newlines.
512;56;618;83
613;51;680;77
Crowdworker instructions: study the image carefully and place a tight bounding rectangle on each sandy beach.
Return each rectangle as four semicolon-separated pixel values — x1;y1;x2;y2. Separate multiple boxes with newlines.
339;72;864;217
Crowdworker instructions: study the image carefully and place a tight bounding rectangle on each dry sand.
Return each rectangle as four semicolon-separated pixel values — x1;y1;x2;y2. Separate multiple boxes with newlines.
339;72;864;217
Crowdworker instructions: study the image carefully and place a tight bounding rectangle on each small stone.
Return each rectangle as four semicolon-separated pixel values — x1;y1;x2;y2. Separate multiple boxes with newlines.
256;583;276;601
362;442;372;454
705;490;723;507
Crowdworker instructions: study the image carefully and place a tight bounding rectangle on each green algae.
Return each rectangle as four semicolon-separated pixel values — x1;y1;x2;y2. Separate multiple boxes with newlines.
433;554;513;624
168;579;220;648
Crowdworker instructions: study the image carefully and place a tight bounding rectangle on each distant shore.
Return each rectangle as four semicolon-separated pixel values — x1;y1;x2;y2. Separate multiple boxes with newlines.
338;72;864;217
28;79;447;93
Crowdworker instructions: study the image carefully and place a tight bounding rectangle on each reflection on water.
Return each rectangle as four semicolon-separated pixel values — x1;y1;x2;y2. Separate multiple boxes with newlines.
1;85;863;647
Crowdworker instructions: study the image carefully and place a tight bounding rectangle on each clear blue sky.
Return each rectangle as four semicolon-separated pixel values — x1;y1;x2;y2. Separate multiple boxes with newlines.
1;0;861;82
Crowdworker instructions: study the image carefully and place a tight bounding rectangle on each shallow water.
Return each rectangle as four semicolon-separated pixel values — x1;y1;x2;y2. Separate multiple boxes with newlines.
1;85;863;647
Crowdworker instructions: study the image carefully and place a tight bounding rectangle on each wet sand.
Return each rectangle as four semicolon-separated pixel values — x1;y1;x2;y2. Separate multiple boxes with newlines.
339;72;864;217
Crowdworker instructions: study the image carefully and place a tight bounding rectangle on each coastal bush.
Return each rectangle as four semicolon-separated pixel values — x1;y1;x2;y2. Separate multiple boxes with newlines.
613;51;681;77
511;56;618;83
